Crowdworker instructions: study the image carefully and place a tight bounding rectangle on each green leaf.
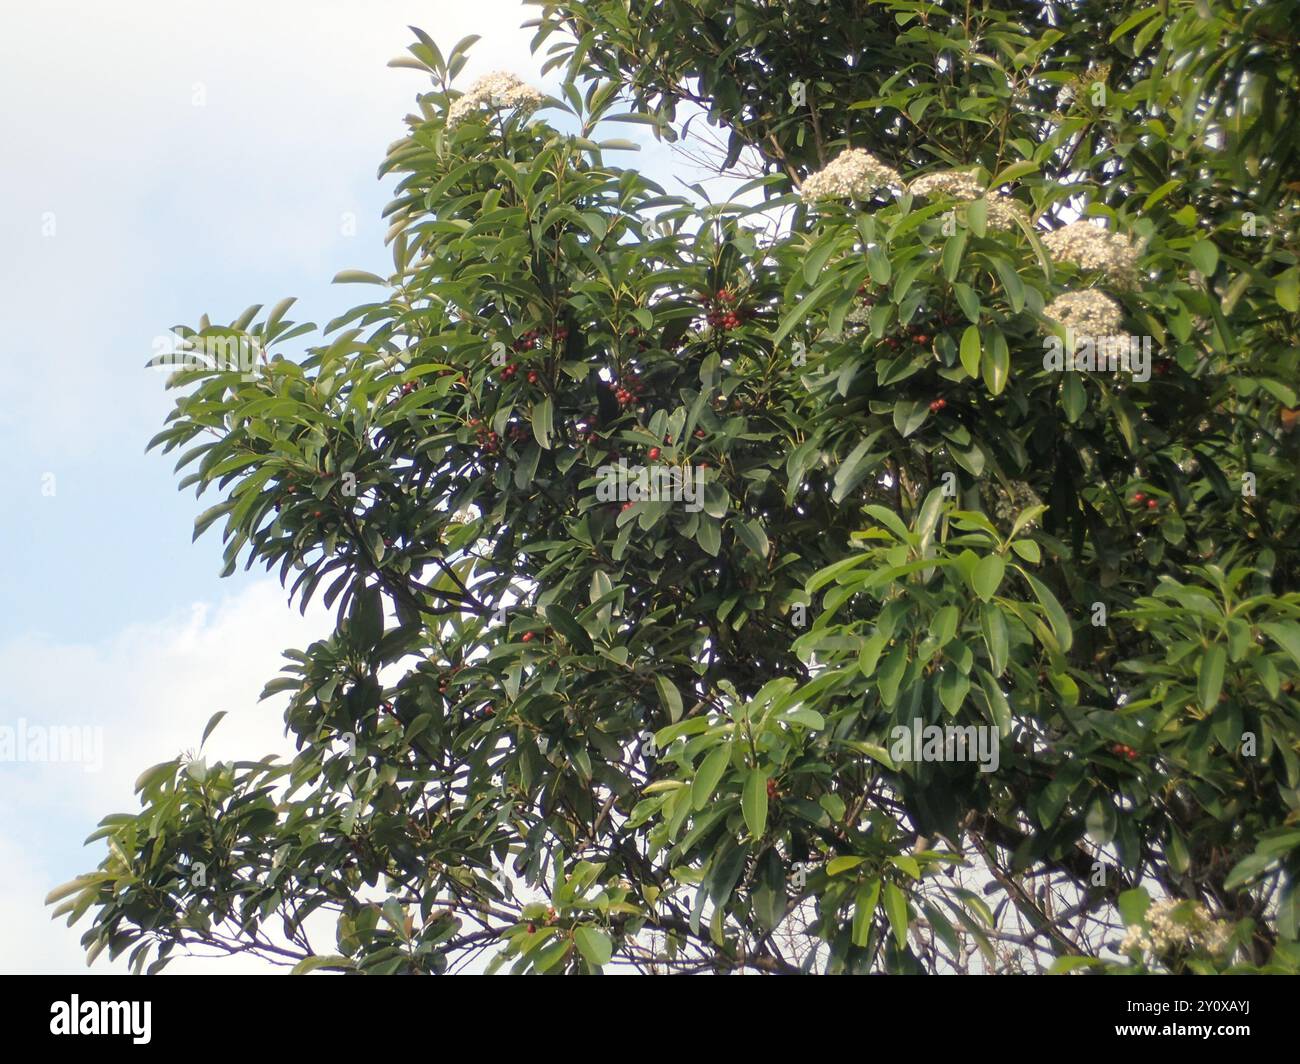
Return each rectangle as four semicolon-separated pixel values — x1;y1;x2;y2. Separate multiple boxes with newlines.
937;665;971;716
545;604;593;654
876;644;909;706
1049;955;1103;974
734;517;770;559
831;433;884;504
1061;373;1085;422
942;228;968;282
655;674;685;722
531;396;554;449
692;744;731;809
200;710;227;747
133;759;179;795
858;630;889;677
972;555;1006;601
1261;622;1300;671
982;329;1009;396
980;603;1009;675
959;325;981;379
1117;888;1150;928
331;269;387;286
573;927;613;967
1197;643;1226;711
931;605;959;646
882;881;910;950
893;399;930;438
743;770;769;838
1277;269;1300;313
1189;239;1219;277
852;879;881;947
291;954;353;974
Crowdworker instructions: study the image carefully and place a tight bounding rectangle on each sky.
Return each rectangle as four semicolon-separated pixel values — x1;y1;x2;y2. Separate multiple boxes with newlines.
0;0;697;974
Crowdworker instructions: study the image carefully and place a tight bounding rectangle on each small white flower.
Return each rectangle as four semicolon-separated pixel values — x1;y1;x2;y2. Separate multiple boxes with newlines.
907;169;1027;231
1043;290;1124;336
1123;899;1235;963
907;169;984;201
1043;220;1141;288
983;197;1030;232
446;71;544;129
800;149;901;204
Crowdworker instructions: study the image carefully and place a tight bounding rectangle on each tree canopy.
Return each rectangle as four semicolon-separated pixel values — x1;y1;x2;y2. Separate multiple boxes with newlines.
50;0;1300;974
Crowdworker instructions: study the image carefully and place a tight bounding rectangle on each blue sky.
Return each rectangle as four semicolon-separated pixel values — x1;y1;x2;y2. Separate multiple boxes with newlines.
0;0;695;972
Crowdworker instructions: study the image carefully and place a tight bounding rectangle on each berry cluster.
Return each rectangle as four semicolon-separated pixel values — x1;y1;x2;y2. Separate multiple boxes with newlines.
1131;491;1159;511
511;326;568;352
1110;742;1139;760
928;397;947;413
436;664;464;695
614;373;645;407
499;362;520;382
469;417;500;453
883;327;933;350
704;289;744;330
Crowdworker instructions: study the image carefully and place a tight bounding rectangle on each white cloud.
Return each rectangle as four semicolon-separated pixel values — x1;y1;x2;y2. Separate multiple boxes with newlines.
0;0;540;457
0;578;334;972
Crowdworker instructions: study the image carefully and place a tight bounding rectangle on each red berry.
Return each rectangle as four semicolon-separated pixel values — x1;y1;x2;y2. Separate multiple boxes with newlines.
694;429;706;439
522;631;535;643
1132;492;1145;504
648;447;661;460
621;501;633;511
527;370;539;384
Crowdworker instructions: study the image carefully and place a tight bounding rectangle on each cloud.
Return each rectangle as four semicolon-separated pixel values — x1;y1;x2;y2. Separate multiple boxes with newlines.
0;578;334;972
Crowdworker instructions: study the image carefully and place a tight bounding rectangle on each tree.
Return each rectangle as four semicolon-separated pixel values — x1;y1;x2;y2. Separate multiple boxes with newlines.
49;0;1300;974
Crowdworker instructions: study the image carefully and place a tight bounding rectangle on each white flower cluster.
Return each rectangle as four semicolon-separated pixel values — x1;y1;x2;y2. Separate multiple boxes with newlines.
1043;221;1141;287
1043;289;1124;336
907;169;984;200
907;169;1027;231
1121;899;1234;959
446;72;544;129
984;197;1030;232
800;149;902;203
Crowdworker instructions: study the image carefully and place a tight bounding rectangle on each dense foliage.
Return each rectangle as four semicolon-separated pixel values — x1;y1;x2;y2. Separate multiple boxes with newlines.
51;0;1300;973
